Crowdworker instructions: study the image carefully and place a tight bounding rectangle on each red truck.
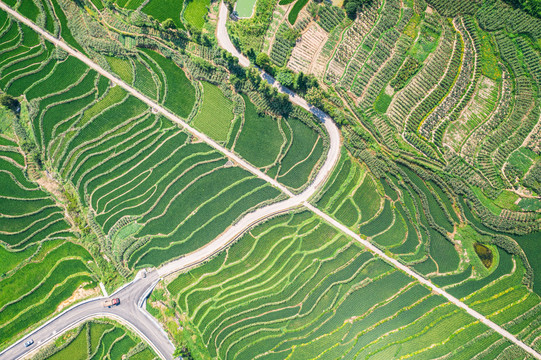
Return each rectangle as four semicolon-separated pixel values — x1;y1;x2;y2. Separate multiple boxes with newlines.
103;298;120;308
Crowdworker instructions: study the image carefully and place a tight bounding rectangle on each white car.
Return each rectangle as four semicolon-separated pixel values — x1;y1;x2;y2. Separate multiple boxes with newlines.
24;339;34;347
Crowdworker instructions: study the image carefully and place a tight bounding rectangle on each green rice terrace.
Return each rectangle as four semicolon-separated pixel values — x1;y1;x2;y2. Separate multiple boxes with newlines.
0;0;540;358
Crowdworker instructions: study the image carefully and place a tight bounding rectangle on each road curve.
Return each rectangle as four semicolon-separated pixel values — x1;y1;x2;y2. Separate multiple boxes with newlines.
160;2;342;277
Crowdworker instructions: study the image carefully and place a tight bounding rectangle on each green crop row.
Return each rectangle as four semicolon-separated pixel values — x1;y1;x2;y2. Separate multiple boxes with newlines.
141;49;195;118
192;82;234;143
0;155;72;249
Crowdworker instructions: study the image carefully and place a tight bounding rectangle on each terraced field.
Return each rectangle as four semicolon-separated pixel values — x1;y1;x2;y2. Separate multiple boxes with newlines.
184;0;211;30
2;0;541;358
312;151;541;347
3;55;282;271
251;0;541;215
35;320;157;359
192;82;234;142
0;0;330;276
0;138;97;348
315;152;485;278
167;211;540;359
250;0;541;293
141;0;185;28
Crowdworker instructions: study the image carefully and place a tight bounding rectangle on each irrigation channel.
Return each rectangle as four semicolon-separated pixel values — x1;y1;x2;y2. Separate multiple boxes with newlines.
0;1;539;359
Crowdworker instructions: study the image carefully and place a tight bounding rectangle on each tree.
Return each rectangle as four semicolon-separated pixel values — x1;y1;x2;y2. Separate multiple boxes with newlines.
523;160;541;194
163;18;176;29
255;52;272;73
293;72;307;92
304;87;324;108
275;92;292;116
293;72;319;94
344;1;358;19
503;0;541;19
173;344;194;360
103;0;115;9
224;0;235;12
276;69;294;88
192;57;213;71
282;28;300;42
246;48;256;62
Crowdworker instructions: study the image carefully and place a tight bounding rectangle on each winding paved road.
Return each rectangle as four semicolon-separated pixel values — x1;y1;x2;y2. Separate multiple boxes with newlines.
0;1;540;359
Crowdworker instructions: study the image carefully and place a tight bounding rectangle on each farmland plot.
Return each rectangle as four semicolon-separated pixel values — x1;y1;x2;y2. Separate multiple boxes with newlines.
192;82;234;142
140;49;196;119
313;150;541;350
0;4;291;273
0;2;330;275
184;0;211;30
287;22;329;74
316;154;464;275
142;0;185;29
260;0;541;301
230;95;327;192
4;0;541;357
272;0;541;220
167;211;538;359
40;80;281;268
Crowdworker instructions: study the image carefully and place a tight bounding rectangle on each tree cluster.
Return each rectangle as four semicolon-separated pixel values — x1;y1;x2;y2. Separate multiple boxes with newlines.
343;0;372;19
163;18;177;29
523;160;541;194
0;94;20;114
503;0;541;19
174;344;194;359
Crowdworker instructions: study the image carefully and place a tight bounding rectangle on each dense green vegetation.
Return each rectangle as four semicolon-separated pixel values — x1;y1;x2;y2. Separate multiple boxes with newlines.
141;49;196;118
0;142;97;348
229;95;326;191
142;0;184;28
184;0;210;30
0;19;289;282
288;0;309;24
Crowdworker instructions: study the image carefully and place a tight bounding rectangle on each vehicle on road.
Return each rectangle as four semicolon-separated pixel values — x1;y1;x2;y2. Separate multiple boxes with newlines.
103;298;120;308
24;340;33;347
